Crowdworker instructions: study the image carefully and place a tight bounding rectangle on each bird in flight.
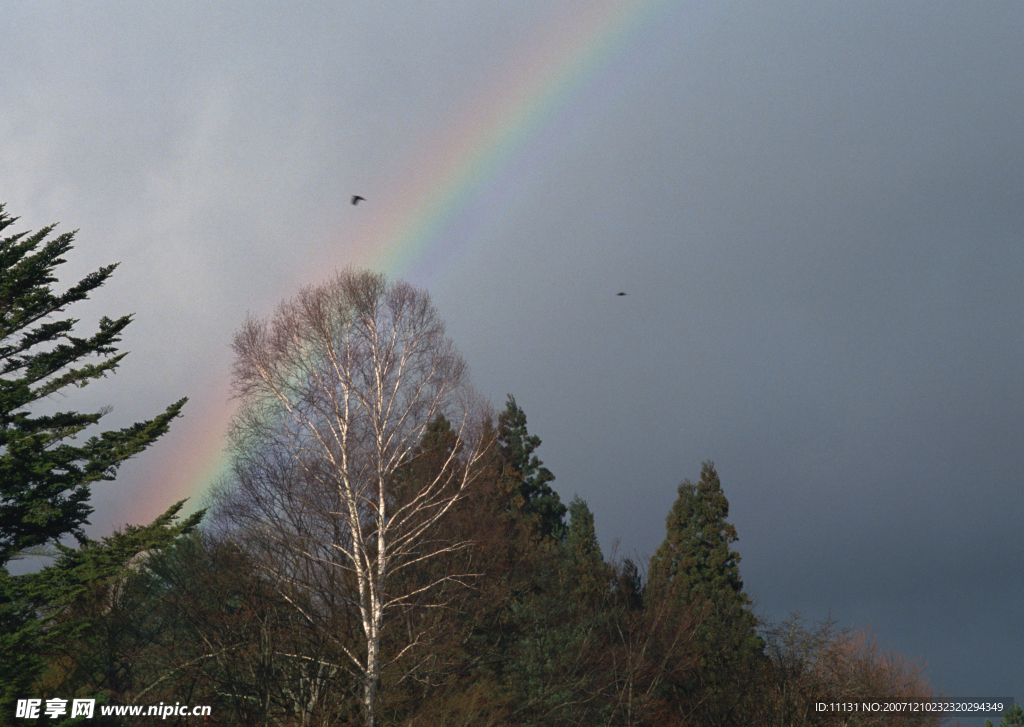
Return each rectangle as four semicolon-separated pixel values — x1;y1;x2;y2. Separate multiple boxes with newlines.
616;292;627;296
351;195;365;205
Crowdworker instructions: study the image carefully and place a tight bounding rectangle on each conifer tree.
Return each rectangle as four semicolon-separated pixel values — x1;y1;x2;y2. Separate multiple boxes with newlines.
0;205;186;566
647;461;763;725
392;414;461;505
564;495;608;603
4;502;202;718
0;204;197;719
496;395;566;541
648;462;746;604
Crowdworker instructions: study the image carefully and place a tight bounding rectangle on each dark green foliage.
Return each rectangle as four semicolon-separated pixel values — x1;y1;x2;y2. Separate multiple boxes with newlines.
0;502;202;726
119;531;356;726
503;589;607;725
0;206;186;566
565;496;600;564
496;395;566;541
378;416;599;726
988;703;1024;727
648;462;745;604
390;414;462;515
564;495;609;604
0;204;195;724
647;461;764;725
465;497;612;727
611;558;643;612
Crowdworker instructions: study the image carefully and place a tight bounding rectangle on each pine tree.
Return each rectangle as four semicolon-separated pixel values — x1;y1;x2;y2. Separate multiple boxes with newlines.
0;205;186;566
647;461;763;725
496;395;566;541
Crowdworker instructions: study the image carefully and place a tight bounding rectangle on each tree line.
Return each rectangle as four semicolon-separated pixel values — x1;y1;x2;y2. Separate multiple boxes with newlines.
0;205;967;726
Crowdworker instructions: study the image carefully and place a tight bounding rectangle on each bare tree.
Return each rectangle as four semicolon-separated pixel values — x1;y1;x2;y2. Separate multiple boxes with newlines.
758;614;950;727
217;270;487;727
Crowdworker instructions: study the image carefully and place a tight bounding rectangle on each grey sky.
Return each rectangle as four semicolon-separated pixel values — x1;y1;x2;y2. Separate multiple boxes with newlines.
2;2;1021;719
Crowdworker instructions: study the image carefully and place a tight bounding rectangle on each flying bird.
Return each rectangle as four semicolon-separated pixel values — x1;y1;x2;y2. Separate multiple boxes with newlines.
616;292;627;296
351;195;365;205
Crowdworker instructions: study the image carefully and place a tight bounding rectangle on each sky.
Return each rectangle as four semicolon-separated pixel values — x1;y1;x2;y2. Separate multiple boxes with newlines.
1;1;1021;720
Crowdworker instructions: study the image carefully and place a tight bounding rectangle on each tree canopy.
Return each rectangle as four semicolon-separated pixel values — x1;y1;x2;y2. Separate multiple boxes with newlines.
647;461;764;725
0;240;950;726
496;394;566;542
217;269;487;727
0;205;186;567
0;205;201;723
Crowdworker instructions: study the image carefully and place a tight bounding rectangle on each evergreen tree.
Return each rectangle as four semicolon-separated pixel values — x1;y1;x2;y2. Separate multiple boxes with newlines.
0;205;186;565
610;557;643;612
564;495;608;604
0;205;195;721
497;497;615;727
647;461;763;725
4;502;202;726
391;414;461;512
648;462;746;605
496;395;566;541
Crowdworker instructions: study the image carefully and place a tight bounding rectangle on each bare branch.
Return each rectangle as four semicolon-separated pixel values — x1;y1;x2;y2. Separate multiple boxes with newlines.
215;269;486;727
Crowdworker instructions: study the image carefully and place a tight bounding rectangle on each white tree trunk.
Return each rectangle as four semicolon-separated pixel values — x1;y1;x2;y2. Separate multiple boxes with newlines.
220;270;486;727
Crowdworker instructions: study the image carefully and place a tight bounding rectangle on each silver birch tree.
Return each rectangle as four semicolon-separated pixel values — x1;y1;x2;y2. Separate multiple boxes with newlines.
218;269;486;727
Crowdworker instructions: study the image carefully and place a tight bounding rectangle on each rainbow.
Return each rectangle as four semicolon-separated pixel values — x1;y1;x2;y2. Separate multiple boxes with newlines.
128;0;690;528
339;0;682;283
